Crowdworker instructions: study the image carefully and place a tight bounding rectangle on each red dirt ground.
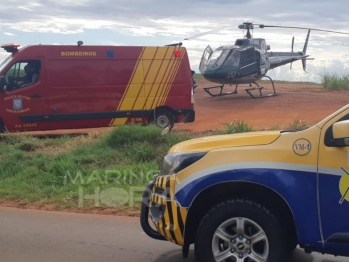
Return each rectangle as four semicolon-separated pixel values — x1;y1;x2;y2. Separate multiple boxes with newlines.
176;79;349;132
16;79;349;137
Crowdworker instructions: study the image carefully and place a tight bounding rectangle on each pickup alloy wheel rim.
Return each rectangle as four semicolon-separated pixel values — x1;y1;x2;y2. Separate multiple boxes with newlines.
212;217;269;262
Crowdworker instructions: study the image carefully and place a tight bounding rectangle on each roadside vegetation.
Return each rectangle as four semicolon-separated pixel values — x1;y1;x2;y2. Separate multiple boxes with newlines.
0;125;194;211
193;73;205;80
320;71;349;90
215;120;253;134
0;120;309;213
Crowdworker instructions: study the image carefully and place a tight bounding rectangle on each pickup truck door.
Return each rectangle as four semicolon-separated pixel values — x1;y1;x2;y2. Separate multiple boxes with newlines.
318;113;349;249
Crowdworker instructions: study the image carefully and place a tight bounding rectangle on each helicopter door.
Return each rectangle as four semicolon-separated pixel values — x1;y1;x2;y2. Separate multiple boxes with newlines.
199;45;213;74
239;48;258;78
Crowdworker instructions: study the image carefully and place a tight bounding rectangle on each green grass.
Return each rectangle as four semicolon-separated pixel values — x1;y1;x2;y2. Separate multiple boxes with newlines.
0;125;196;209
193;73;205;80
0;121;311;211
320;70;349;90
283;117;310;131
215;120;253;134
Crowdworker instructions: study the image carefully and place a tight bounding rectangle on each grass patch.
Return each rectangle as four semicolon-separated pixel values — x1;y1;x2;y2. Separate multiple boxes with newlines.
320;70;349;90
193;73;205;80
0;125;195;210
285;118;310;131
0;121;312;212
216;120;253;134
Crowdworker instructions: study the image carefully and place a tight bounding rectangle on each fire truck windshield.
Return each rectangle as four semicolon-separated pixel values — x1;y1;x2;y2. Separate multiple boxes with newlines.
0;55;12;74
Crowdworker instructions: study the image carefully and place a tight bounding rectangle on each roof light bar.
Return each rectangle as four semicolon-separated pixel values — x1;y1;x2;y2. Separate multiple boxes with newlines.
1;43;20;53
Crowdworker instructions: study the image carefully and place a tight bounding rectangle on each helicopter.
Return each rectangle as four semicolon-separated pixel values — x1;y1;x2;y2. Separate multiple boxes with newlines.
184;22;349;98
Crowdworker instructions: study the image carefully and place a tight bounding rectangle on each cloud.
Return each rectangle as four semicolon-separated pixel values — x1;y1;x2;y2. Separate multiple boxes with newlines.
0;0;348;82
3;32;16;36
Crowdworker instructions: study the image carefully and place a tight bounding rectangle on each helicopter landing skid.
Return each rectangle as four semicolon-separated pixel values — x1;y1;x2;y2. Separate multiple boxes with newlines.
244;76;277;99
203;85;238;97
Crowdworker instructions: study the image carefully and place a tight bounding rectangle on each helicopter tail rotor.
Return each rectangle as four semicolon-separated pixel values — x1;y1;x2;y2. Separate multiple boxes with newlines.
302;29;311;72
290;36;295;69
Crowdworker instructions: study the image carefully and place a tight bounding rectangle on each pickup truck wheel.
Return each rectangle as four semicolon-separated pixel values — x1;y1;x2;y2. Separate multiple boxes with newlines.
194;199;286;262
286;239;298;253
149;109;174;129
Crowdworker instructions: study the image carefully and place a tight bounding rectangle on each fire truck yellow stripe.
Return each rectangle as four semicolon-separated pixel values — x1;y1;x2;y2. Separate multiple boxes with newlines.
132;47;159;110
160;48;184;106
110;47;145;126
153;48;178;107
151;47;179;108
110;46;184;126
143;47;172;109
158;48;184;106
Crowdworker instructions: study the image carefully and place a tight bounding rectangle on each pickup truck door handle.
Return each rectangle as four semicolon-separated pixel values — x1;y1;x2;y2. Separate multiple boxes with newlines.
30;94;42;98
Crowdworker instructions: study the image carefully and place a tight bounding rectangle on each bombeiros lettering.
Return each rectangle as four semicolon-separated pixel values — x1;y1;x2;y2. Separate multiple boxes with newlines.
61;51;97;57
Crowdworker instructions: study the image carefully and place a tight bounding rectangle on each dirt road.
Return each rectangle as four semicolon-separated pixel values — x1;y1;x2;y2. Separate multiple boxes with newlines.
0;206;347;262
176;80;349;132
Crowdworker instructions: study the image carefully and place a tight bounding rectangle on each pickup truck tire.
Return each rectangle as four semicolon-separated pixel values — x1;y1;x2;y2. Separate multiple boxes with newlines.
149;109;174;129
194;199;286;262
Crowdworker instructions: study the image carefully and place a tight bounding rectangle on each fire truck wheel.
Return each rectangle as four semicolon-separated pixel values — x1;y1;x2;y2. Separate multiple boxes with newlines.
149;109;174;129
194;199;286;262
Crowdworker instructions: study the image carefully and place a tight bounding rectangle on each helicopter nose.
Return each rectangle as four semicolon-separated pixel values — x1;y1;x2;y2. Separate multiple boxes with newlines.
227;71;237;79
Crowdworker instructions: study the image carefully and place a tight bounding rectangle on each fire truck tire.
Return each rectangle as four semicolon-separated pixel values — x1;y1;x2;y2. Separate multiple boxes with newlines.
194;199;286;262
149;109;174;129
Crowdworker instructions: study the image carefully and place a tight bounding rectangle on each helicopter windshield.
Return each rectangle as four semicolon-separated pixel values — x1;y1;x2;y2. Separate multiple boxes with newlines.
207;49;230;66
207;50;223;66
223;50;240;67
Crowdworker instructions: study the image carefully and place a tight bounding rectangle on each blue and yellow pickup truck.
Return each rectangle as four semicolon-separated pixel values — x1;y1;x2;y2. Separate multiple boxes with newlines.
140;104;349;262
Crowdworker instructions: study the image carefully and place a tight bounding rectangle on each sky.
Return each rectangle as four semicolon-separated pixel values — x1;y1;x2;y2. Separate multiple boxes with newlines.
0;0;349;83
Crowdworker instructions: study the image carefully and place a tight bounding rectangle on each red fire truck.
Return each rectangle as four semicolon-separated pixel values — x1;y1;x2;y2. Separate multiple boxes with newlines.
0;42;195;132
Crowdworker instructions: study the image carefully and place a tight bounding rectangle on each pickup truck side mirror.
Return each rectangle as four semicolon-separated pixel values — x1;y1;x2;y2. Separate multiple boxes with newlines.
333;120;349;146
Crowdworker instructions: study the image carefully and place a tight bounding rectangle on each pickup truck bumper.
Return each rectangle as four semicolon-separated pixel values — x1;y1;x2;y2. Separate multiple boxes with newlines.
140;176;188;246
140;181;167;241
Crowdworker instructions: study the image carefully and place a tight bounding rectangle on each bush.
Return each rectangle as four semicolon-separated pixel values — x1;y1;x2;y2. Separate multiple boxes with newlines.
101;125;165;147
320;70;349;90
217;120;253;134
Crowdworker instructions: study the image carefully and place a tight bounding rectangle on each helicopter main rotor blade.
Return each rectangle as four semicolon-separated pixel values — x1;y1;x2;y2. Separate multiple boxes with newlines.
184;26;235;40
257;24;349;35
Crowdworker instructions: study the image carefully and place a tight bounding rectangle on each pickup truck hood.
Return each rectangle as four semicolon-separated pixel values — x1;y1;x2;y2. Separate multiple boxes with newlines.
169;131;281;153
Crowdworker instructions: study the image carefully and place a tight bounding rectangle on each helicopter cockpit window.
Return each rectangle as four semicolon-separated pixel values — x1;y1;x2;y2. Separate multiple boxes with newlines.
224;50;240;67
240;48;256;67
251;40;261;49
216;49;231;66
207;50;223;66
235;40;243;46
260;40;266;51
